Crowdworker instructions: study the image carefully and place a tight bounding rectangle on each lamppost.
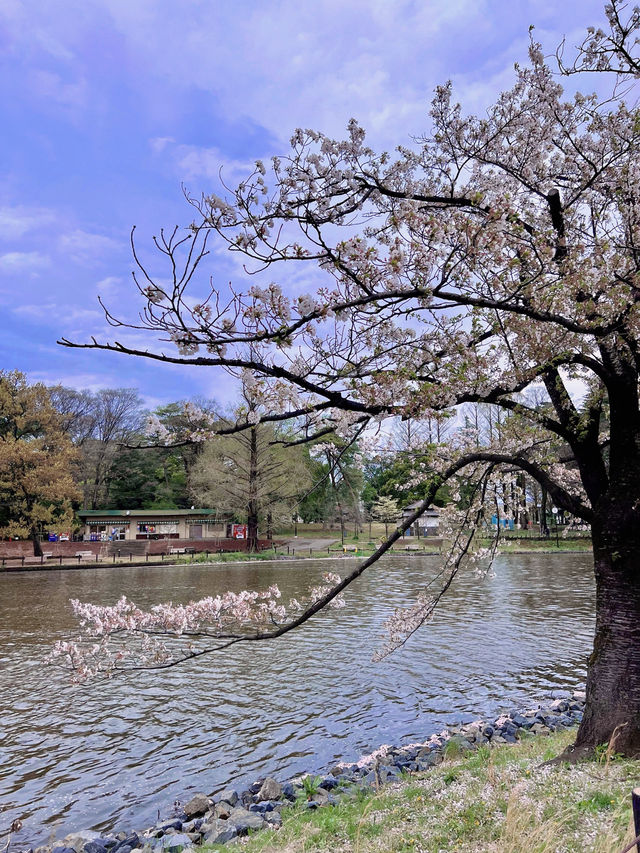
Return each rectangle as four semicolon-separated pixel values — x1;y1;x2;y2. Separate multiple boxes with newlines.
551;506;559;548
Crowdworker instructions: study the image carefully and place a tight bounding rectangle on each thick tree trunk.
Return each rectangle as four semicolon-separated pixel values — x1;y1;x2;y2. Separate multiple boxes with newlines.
540;487;550;537
246;426;259;553
247;509;259;553
30;527;43;557
573;524;640;757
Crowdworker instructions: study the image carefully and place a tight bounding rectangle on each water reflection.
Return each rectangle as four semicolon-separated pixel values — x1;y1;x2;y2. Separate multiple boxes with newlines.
0;553;594;846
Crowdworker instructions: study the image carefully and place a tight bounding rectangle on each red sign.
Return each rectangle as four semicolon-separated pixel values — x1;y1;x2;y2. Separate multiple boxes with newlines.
232;524;247;539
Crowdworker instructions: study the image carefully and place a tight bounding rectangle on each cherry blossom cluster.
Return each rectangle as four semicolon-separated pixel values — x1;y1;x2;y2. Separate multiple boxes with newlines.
51;573;345;679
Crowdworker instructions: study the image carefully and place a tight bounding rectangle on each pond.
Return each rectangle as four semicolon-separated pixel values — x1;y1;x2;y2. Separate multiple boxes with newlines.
0;552;595;847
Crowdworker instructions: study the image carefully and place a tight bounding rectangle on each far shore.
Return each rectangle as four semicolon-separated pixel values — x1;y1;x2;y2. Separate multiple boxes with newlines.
0;540;592;574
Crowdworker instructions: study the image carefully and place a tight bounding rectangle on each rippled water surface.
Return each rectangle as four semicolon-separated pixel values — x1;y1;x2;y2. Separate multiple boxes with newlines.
0;553;595;846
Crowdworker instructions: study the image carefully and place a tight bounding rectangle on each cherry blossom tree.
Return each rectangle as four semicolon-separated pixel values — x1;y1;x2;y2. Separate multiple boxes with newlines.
60;6;640;758
371;495;400;538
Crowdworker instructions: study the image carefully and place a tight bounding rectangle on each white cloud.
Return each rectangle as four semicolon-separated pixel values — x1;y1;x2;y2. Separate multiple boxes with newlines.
28;370;115;393
101;0;606;149
13;303;102;325
149;136;175;154
30;69;89;109
12;302;57;320
96;275;124;296
59;229;122;263
2;0;610;154
0;205;56;240
150;139;253;185
0;251;50;273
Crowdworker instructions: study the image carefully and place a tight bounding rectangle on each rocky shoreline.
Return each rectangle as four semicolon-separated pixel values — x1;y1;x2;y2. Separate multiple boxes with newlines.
27;692;585;853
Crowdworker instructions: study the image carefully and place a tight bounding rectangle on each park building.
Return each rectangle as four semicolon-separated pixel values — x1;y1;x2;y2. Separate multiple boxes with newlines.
77;508;239;543
401;503;441;537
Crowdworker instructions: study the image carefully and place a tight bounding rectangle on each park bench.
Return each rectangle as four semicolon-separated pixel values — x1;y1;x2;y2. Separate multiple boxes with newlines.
74;551;94;560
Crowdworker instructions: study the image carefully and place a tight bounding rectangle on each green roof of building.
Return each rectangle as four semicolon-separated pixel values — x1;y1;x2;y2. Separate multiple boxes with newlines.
77;508;224;518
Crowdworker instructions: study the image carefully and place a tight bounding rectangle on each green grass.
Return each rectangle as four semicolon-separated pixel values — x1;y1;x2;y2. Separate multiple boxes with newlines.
201;728;640;853
490;538;592;553
172;549;281;564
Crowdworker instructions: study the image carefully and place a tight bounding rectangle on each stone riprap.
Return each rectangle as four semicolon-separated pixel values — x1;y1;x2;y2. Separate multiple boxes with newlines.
30;692;585;853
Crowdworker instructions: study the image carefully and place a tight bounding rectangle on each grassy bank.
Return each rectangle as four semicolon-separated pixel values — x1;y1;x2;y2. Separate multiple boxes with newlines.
203;728;638;853
491;538;592;553
170;540;589;566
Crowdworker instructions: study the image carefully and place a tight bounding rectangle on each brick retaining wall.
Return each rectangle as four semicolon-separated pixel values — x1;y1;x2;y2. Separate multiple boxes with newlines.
0;537;275;559
146;538;274;555
0;540;107;558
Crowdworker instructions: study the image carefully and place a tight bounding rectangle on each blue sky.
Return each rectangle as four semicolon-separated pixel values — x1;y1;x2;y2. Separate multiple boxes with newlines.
0;0;607;408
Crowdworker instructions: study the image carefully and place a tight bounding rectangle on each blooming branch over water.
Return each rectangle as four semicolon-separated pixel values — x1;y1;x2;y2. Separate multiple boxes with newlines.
51;573;345;680
373;464;499;661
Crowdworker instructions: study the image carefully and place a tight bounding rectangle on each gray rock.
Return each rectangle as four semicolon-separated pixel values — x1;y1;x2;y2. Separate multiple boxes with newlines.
156;821;182;833
212;801;232;820
155;833;193;852
361;770;378;787
265;811;282;826
227;807;265;835
247;779;264;795
377;765;401;782
281;781;297;801
446;734;474;752
249;800;278;814
114;835;139;853
183;794;210;819
63;833;101;853
202;820;238;845
319;776;339;790
257;777;282;802
311;787;330;805
84;844;107;853
417;751;443;770
213;788;237;807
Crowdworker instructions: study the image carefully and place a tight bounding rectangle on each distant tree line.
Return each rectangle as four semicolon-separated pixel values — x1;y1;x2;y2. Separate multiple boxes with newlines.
1;371;571;554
